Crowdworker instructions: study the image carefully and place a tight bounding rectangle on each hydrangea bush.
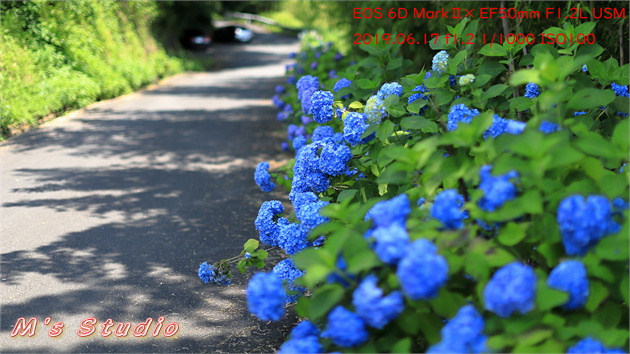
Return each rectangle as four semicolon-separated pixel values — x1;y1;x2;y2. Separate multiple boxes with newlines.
202;20;629;353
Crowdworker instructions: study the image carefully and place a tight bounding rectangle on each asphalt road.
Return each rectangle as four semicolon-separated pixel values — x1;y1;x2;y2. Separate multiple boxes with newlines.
0;31;299;352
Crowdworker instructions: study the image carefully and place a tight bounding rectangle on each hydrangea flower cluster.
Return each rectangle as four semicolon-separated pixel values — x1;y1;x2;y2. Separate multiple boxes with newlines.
343;112;371;146
408;84;430;115
365;194;412;264
278;321;322;354
611;83;629;116
254;161;275;193
458;74;475;86
333;78;352;99
539;120;560;134
483;115;510;139
483;262;537;317
432;50;449;74
567;337;625;353
296;75;320;113
246;272;286;321
273;259;306;303
364;95;387;124
547;260;589;309
524;83;540;98
447;104;480;131
427;305;488;353
352;275;404;329
477;165;519;212
311;125;334;142
396;238;449;299
198;262;231;285
377;82;403;100
254;200;284;246
321;306;369;347
431;189;468;230
557;195;621;256
309;90;334;123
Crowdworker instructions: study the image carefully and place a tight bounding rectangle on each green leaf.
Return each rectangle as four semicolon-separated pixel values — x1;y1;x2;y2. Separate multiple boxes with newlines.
574;132;621;160
482;84;509;100
595;230;629;261
359;44;381;56
237;260;246;274
612;119;629;152
510;70;541;86
391;338;412;353
416;313;443;344
406;99;428;115
376;120;395;142
349;101;365;110
518;329;554;347
400;116;436;131
244;239;259;253
337;189;357;203
567;88;616;110
536;281;570;311
357;78;375;90
308;284;344;321
477;61;505;78
585;280;609;312
510;97;534;111
497;222;528;246
478;43;507;56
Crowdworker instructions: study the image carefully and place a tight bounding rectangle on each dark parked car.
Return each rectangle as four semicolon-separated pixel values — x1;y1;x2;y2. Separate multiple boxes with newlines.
213;25;254;43
180;29;212;51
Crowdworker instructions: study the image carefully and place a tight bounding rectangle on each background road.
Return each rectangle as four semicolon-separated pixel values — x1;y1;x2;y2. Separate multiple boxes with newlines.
0;30;299;352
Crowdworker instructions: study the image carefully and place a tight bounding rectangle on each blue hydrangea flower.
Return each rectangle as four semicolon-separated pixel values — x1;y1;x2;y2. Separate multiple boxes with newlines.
371;223;410;265
539;121;560;134
275;85;286;94
417;197;426;206
377;82;403;100
273;259;306;303
292;135;307;151
506;120;526;134
278;336;322;354
287;75;296;85
314;51;322;59
319;143;352;176
277;220;309;255
366;194;411;228
321;306;369;347
246;272;286;321
447;104;480;131
287;124;306;141
458;74;475;86
611;83;630;97
431;189;467;230
428;305;488;353
557;195;621;256
568;337;625;353
279;322;322;354
574;111;587;116
477;165;519;212
343;112;372;146
290;191;319;213
288;52;296;59
396;239;449;300
432;50;449;74
449;75;457;86
297;75;320;113
352;275;404;329
408;84;430;115
483;115;509;139
291;142;330;194
255;201;284;246
272;95;285;109
198;262;231;285
524;83;540;98
547;260;589;309
309;90;334;123
312;126;334;142
484;262;537;317
365;95;387;124
582;64;588;72
296;199;329;232
254;161;275;192
334;52;343;60
310;62;318;70
334;78;352;99
329;70;338;79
